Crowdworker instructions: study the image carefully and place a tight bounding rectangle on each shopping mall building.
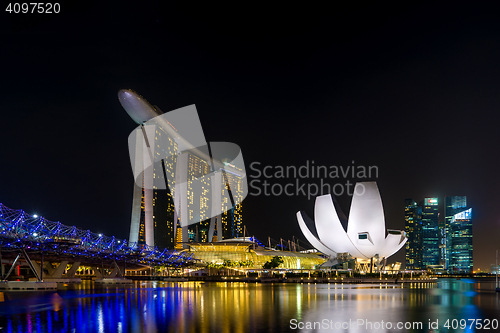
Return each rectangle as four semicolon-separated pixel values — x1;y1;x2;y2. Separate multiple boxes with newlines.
180;238;326;270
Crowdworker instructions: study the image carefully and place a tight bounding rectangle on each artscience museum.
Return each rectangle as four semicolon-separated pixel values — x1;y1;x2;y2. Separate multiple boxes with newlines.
297;182;407;272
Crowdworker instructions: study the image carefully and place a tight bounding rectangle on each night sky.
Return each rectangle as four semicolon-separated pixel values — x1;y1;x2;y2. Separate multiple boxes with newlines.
2;3;499;270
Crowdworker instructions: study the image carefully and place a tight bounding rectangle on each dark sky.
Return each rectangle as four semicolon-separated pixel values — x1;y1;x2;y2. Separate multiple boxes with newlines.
2;2;499;270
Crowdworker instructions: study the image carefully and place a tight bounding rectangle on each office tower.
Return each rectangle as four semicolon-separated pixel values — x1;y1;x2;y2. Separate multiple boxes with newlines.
449;207;473;273
405;199;423;270
438;217;447;269
444;196;468;270
405;195;473;272
421;198;440;267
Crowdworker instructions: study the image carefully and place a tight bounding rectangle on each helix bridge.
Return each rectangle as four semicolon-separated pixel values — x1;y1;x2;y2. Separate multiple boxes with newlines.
0;202;195;280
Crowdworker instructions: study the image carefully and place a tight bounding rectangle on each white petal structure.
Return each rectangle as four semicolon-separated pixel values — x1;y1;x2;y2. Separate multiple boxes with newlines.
296;182;407;260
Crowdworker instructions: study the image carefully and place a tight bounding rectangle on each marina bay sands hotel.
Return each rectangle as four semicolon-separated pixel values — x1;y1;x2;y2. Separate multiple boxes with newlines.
118;89;246;250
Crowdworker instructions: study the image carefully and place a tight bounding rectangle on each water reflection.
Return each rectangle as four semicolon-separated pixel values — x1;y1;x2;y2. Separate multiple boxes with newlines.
0;279;497;332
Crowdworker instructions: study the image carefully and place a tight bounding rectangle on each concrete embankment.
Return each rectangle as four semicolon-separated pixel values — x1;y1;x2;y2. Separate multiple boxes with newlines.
186;276;438;284
121;276;438;284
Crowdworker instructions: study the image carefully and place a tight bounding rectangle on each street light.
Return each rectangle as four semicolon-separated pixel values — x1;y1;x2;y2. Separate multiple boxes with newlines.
33;214;38;218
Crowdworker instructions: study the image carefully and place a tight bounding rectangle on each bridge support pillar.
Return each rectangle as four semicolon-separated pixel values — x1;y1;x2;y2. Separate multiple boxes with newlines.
50;261;69;279
93;267;104;278
31;260;42;278
33;261;82;279
108;267;119;278
91;263;123;278
43;262;55;276
33;261;71;279
64;262;80;278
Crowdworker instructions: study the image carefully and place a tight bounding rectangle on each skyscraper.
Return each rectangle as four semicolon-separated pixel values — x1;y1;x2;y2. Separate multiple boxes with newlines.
119;89;246;250
185;152;212;243
129;123;179;249
130;135;246;250
405;195;473;272
449;208;473;273
444;196;468;270
404;199;423;270
220;169;244;239
183;154;246;243
421;198;440;267
439;218;446;268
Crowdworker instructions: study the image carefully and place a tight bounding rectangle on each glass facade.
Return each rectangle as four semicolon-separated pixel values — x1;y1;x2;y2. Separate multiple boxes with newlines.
404;199;422;270
405;195;473;273
185;243;325;269
449;208;473;273
421;198;439;267
444;196;468;271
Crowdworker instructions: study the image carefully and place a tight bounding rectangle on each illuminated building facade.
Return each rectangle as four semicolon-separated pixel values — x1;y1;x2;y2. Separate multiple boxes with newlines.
421;198;440;267
220;171;244;239
404;195;472;272
449;207;473;273
120;89;246;251
439;218;446;268
444;196;468;270
404;199;423;270
183;154;245;244
404;197;439;269
131;139;246;250
186;152;213;243
184;241;325;269
130;124;178;249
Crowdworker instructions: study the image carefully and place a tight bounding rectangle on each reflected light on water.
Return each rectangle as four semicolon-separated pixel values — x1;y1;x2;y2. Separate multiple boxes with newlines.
0;279;497;332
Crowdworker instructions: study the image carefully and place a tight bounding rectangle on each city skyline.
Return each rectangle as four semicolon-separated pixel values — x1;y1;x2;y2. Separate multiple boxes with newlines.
405;196;473;273
2;3;500;270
